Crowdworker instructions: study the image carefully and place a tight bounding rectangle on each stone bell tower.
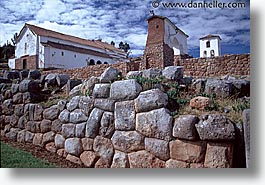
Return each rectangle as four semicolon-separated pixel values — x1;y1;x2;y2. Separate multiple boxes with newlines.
142;15;188;70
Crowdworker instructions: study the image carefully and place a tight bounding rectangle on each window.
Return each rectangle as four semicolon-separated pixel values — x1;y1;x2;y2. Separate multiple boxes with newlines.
156;25;159;28
203;50;207;57
24;43;27;54
61;51;64;56
89;59;95;65
210;50;215;57
23;59;27;69
74;54;76;58
96;60;102;64
206;41;210;48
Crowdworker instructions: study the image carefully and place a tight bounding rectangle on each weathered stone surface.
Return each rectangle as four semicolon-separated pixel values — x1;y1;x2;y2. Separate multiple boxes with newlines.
169;140;207;163
136;108;173;141
19;79;41;93
57;99;67;111
13;93;23;104
25;131;34;143
67;96;80;111
2;99;13;115
33;104;43;121
28;70;41;80
173;115;199;140
24;103;35;121
93;136;114;164
43;107;59;121
190;96;211;110
95;158;110;168
61;123;75;138
126;71;143;80
40;119;52;133
44;73;58;87
192;78;206;93
114;100;135;131
190;163;204;168
99;112;114;138
204;142;233;168
92;83;111;98
6;128;21;141
205;79;233;98
75;122;86;138
42;131;55;145
54;134;65;149
85;108;104;138
26;121;40;133
81;76;99;95
135;89;168;113
128;150;165;168
17;130;26;143
45;142;57;153
69;109;88;124
94;98;115;112
3;70;20;80
65;138;83;157
110;79;142;101
195;114;235;140
57;149;67;158
145;138;169;161
79;96;94;116
66;154;82;165
11;84;19;94
142;68;161;79
111;131;145;153
99;67;121;83
243;109;250;168
9;115;19;127
81;138;94;151
111;151;129;168
3;124;11;134
162;66;184;80
33;133;43;146
51;119;62;133
80;151;99;167
58;109;70;123
56;74;70;87
69;84;82;97
231;79;250;97
66;79;82;95
4;90;12;99
165;159;189;168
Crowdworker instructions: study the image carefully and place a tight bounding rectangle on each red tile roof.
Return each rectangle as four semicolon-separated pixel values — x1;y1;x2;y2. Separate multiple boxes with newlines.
199;34;222;40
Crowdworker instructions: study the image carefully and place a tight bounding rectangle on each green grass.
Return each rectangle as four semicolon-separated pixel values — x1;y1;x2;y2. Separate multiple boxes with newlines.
0;142;56;168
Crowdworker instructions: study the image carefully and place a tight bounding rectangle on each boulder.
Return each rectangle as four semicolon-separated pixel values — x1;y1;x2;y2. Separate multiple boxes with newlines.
17;116;28;129
142;68;161;79
69;109;88;124
80;151;99;167
25;121;40;133
19;79;41;93
13;93;23;104
3;70;20;80
19;70;29;80
66;154;82;165
99;112;115;138
42;131;55;145
111;131;145;153
79;96;94;116
6;128;21;140
40;119;52;133
69;84;82;97
2;99;14;115
192;78;207;93
93;136;114;164
80;76;99;95
128;150;165;168
66;96;80;112
162;66;184;80
145;138;170;161
11;84;19;94
33;133;43;146
81;138;94;151
4;90;12;99
61;123;75;138
25;131;34;143
99;67;121;83
136;108;173;141
14;104;24;117
57;99;67;111
169;140;207;163
173;115;199;140
94;99;115;112
45;142;56;153
9;115;19;127
43;107;59;121
44;73;58;87
28;70;41;80
111;151;129;168
205;79;233;98
110;79;142;101
58;109;70;123
54;134;65;149
190;96;211;110
135;88;168;113
66;79;82;95
92;83;111;98
56;74;70;87
57;149;67;158
33;104;43;121
195;114;236;140
17;130;26;143
65;138;83;157
85;108;104;138
126;71;143;79
231;79;250;97
51;119;62;133
75;122;86;138
243;109;250;168
165;159;189;168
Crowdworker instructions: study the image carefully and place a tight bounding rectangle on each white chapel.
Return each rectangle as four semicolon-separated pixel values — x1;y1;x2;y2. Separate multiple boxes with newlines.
199;34;221;58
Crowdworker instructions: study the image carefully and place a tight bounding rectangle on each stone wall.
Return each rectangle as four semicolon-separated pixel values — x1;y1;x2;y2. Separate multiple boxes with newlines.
1;75;243;168
40;54;250;80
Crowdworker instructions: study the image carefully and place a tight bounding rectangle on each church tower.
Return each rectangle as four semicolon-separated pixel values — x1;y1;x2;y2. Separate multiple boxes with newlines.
199;34;221;58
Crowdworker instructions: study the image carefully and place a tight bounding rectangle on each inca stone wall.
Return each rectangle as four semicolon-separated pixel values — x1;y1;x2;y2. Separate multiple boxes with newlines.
1;68;245;168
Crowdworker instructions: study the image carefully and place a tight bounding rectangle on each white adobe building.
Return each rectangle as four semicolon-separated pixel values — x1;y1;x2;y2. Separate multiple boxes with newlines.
199;34;221;58
9;23;127;69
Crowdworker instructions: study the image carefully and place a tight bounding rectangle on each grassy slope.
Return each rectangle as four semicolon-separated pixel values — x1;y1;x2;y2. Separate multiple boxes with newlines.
0;141;56;168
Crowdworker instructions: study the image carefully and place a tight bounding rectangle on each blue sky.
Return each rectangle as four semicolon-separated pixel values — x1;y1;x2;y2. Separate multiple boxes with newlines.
0;0;250;58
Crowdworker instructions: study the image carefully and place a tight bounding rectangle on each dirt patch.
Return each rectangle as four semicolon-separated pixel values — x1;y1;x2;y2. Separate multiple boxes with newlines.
0;137;85;168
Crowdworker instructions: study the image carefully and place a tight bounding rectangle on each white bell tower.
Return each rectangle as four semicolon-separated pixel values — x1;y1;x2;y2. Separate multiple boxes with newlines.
199;34;221;58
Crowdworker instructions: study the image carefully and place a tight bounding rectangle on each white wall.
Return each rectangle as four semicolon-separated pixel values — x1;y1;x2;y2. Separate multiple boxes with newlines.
16;28;37;58
200;38;221;57
8;58;15;69
43;46;114;69
164;19;188;55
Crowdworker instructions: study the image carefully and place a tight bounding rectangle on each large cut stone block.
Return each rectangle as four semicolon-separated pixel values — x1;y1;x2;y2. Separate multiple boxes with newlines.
65;138;83;157
145;138;169;161
85;108;104;138
162;66;184;80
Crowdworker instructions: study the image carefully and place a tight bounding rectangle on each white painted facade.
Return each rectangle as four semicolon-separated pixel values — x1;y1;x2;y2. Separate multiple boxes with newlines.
200;35;221;58
10;24;127;69
164;19;188;55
